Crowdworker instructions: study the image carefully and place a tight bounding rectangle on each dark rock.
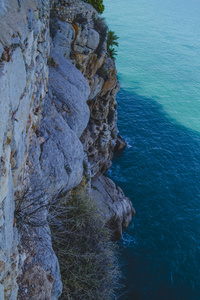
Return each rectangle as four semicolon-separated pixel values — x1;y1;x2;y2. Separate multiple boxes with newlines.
114;134;127;152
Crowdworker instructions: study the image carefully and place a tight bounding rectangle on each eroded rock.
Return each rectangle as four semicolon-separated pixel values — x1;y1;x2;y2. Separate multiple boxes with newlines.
114;134;127;152
48;51;90;137
51;20;75;59
91;174;135;240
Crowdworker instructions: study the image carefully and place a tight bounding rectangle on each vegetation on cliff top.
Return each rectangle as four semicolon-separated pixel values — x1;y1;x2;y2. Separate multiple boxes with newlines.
83;0;105;14
93;16;119;60
83;0;119;59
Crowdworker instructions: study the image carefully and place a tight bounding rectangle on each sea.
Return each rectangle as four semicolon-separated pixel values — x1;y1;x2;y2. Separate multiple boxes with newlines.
103;0;200;299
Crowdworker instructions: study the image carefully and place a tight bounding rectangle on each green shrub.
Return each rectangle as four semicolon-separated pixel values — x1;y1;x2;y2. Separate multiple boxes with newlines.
83;0;105;14
107;30;119;60
107;30;119;49
49;185;121;299
107;47;118;60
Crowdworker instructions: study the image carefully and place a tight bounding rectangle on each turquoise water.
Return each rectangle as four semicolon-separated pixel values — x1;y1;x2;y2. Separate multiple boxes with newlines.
104;0;200;132
104;0;200;299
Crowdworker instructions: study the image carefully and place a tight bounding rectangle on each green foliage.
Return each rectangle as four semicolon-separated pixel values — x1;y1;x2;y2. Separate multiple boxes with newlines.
107;30;119;49
107;47;118;60
84;0;105;14
49;185;121;299
107;30;119;60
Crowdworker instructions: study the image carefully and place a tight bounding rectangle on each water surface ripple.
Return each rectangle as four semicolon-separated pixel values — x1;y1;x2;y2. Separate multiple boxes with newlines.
108;89;200;299
108;89;200;300
104;0;200;298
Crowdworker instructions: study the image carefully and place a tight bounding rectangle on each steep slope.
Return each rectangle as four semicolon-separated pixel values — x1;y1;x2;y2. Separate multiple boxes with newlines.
0;0;134;298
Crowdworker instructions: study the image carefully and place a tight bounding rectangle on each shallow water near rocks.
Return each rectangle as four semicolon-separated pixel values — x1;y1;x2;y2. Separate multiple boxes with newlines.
104;0;200;299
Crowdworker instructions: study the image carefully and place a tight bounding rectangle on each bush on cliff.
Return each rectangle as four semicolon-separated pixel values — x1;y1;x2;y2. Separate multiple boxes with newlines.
83;0;105;14
107;30;119;60
49;184;121;299
107;30;119;49
93;19;119;60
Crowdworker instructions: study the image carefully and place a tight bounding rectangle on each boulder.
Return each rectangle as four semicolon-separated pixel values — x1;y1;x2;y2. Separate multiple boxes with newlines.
91;174;135;240
114;134;127;152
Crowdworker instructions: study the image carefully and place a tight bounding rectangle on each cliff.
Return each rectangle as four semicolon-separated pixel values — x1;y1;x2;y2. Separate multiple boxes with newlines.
0;0;135;298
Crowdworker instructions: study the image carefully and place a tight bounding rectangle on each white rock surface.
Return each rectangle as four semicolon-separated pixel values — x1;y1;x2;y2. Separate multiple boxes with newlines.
9;48;26;112
39;99;85;191
0;0;9;16
52;20;75;59
91;174;135;240
49;50;90;137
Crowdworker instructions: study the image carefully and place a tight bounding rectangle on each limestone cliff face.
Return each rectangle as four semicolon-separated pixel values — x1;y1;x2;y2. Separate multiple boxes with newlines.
0;0;50;298
51;0;119;176
50;0;135;241
0;0;134;298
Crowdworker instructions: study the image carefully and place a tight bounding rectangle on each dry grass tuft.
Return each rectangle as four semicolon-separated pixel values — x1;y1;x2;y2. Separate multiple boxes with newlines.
49;185;121;299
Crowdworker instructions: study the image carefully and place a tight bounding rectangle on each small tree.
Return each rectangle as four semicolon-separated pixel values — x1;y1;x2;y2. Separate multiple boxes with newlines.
84;0;105;14
107;30;119;49
107;30;119;60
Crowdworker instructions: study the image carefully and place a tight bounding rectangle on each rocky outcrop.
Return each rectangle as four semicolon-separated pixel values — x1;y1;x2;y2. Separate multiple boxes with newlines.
0;0;135;298
80;57;120;176
115;134;128;152
91;174;135;240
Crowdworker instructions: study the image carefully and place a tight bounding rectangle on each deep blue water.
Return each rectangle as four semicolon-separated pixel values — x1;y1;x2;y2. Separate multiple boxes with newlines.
108;89;200;299
103;0;200;299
